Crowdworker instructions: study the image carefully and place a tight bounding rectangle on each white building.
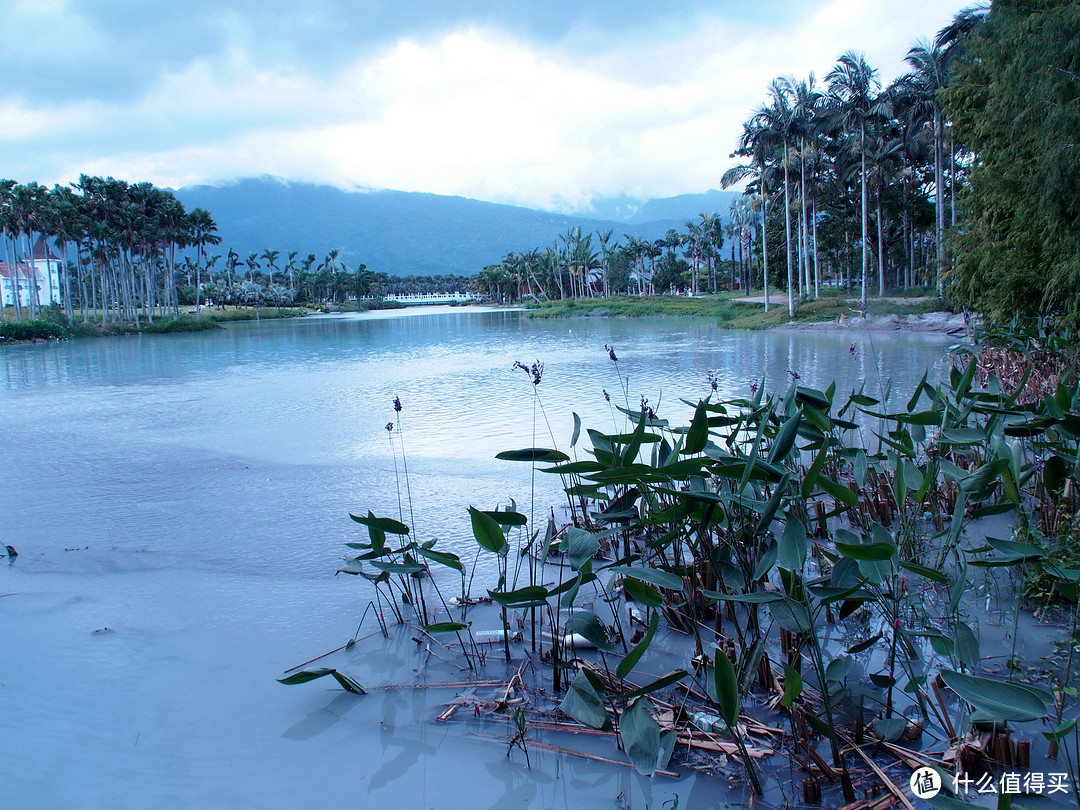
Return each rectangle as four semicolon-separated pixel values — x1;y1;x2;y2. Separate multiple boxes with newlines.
0;241;62;308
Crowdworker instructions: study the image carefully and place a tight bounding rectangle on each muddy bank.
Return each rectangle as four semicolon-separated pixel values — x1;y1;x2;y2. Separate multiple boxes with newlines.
775;310;972;335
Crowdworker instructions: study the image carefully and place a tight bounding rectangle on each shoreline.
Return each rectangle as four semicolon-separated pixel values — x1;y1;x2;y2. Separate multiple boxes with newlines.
773;310;972;335
2;297;966;345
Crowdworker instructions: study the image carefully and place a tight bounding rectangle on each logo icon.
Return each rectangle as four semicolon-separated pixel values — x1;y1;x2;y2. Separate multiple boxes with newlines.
911;767;942;799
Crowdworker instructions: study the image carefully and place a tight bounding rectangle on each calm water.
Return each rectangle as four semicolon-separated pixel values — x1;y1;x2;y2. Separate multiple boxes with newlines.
0;308;955;808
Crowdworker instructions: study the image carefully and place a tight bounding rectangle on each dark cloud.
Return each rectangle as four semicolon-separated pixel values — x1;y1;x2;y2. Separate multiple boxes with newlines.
2;0;815;105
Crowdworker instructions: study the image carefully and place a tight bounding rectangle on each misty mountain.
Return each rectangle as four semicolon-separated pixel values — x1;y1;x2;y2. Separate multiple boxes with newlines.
175;178;737;277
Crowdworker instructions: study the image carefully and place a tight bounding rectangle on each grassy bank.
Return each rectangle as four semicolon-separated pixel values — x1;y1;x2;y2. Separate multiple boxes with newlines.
525;289;949;327
524;294;741;319
0;305;311;344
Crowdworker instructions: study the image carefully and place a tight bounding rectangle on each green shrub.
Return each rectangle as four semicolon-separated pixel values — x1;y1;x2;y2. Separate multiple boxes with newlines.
0;319;69;342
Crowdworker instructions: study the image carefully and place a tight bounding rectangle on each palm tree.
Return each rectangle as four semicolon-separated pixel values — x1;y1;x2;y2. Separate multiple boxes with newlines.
187;208;220;318
789;74;823;299
864;132;903;296
260;249;279;287
826;51;882;311
723;121;778;312
596;228;614;297
285;251;298;293
903;41;949;290
751;79;799;317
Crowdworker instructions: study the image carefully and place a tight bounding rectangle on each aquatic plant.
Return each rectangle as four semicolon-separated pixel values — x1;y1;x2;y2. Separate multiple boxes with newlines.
287;332;1080;802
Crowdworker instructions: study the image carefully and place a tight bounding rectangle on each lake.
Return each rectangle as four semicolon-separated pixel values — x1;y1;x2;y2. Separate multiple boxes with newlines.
0;308;956;808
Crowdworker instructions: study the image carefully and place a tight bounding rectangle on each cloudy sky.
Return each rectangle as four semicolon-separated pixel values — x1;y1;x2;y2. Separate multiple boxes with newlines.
3;0;971;213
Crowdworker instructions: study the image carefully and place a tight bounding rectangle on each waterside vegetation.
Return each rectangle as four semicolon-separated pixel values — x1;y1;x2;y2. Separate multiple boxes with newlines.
280;323;1080;804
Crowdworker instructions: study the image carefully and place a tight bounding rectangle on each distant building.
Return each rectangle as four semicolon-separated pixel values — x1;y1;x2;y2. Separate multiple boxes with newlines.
0;240;62;308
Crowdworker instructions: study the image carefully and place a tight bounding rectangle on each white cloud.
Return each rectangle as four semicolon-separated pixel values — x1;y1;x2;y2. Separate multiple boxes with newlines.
6;0;973;210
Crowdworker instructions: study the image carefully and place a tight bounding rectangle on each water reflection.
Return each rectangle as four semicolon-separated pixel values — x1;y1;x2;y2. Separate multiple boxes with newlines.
0;309;957;806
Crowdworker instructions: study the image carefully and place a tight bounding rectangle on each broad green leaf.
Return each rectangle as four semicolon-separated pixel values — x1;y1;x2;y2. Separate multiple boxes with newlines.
424;622;468;633
795;386;831;410
854;450;867;489
704;590;781;604
565;611;615;652
621;696;661;775
617;612;659;679
938;428;987;445
956;621;979;669
415;546;464;573
487;584;549;608
495;448;570;462
622;576;662;607
873;717;907;742
278;667;366;694
563;527;601;570
349;512;410;536
780;663;803;708
713;650;739;727
847;634;883;655
560;669;611;730
958;458;1010;501
835;541;896;561
899;560;948;584
768;413;801;464
939;669;1052;722
778;513;807;570
752;540;778;582
571;412;582;448
469;506;508;555
753;473;790;535
817;475;859;507
684;401;710;455
658;728;677;770
825;655;852;683
608;565;684;591
801;444;829;500
620;669;689;700
480;509;528;527
622;409;648;465
769;597;811;633
542;460;605;474
985;535;1045;562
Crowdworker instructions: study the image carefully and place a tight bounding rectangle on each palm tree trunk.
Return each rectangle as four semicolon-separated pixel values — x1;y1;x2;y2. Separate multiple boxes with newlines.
784;145;794;318
812;195;820;298
860;131;869;311
799;149;811;298
876;192;885;298
761;191;770;313
934;108;944;293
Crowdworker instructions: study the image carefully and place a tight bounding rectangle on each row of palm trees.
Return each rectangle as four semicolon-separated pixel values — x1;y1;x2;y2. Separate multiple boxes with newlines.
476;9;986;313
0;176;428;324
721;6;986;316
480;217;736;303
0;175;222;326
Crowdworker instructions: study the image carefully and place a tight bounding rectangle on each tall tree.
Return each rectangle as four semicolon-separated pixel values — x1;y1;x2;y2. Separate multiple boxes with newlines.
827;51;882;311
942;0;1080;320
187;208;220;318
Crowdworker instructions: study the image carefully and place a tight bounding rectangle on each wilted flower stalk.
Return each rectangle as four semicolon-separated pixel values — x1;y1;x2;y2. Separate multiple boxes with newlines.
513;360;544;387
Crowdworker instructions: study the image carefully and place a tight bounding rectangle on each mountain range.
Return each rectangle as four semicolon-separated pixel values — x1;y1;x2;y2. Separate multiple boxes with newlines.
174;178;737;277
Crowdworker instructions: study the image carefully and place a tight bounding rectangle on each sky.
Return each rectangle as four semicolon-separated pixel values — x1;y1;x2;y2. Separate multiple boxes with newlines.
2;0;974;214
